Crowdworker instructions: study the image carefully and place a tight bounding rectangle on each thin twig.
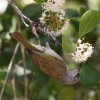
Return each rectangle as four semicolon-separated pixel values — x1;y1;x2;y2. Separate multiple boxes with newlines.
21;45;29;100
7;0;40;39
0;43;20;100
7;0;58;41
12;73;17;100
7;0;32;26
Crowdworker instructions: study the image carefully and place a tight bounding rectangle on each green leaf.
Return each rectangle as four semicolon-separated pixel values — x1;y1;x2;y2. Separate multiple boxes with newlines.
58;87;76;100
70;17;80;22
62;36;76;53
22;4;42;21
79;6;87;15
62;25;76;53
34;0;45;3
79;10;100;38
0;70;6;79
80;65;98;86
65;9;79;18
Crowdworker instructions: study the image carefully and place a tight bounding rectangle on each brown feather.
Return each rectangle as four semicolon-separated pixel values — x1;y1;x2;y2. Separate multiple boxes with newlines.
30;50;66;79
10;32;66;79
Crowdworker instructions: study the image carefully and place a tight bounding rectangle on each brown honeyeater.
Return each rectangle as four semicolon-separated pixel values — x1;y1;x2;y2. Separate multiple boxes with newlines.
10;32;80;85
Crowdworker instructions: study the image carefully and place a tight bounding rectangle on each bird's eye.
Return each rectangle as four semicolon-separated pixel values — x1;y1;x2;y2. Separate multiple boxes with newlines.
74;73;80;81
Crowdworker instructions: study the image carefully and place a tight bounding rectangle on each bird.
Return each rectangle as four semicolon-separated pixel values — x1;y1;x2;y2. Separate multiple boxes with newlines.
10;32;80;85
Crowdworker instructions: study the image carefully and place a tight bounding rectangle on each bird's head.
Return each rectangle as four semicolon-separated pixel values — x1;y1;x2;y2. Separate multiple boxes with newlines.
61;68;80;85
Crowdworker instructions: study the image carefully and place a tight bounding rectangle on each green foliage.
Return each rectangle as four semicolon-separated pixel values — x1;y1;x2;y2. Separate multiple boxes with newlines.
0;0;100;100
62;25;76;53
0;71;6;79
22;3;42;21
79;10;100;38
58;87;76;100
80;65;98;86
34;0;45;3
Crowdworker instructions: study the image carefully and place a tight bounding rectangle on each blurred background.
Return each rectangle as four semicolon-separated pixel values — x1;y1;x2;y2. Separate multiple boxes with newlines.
0;0;100;100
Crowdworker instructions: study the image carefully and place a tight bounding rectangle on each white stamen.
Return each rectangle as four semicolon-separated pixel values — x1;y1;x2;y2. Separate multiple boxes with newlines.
39;0;70;36
70;39;94;63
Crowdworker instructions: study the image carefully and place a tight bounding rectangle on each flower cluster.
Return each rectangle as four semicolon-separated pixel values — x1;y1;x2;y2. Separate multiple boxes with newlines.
70;39;94;63
39;0;70;35
41;0;65;13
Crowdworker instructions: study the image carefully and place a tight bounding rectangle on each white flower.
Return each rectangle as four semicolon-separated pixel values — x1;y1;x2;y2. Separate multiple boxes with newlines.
0;0;8;15
59;19;70;34
39;12;47;24
42;0;65;12
39;0;70;36
70;39;94;63
88;90;95;97
39;17;45;24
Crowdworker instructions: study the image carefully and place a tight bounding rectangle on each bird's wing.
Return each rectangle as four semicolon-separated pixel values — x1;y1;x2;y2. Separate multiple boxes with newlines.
30;50;66;79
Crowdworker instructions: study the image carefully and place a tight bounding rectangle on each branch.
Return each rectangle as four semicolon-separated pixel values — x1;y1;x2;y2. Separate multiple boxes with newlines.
7;0;58;41
0;43;20;100
21;45;29;100
7;0;32;26
12;73;17;100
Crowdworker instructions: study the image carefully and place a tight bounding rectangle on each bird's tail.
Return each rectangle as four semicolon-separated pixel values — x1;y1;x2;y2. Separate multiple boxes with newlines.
10;32;41;52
